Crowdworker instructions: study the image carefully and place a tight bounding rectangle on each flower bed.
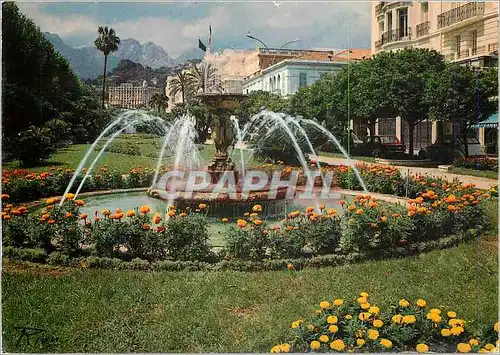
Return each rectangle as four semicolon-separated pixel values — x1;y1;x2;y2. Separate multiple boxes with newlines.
270;292;499;353
454;157;498;172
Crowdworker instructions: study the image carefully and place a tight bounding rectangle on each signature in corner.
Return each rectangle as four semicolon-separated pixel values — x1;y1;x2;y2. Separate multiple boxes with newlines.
14;326;59;348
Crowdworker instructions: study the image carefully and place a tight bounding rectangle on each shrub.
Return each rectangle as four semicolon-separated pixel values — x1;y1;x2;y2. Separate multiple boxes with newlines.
455;157;498;171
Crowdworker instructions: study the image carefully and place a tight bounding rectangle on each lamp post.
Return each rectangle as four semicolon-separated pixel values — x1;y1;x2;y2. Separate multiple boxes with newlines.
246;34;269;49
271;39;300;65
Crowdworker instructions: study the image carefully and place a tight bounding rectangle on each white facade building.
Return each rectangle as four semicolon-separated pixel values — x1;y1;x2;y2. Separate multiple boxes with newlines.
108;82;163;109
242;59;346;97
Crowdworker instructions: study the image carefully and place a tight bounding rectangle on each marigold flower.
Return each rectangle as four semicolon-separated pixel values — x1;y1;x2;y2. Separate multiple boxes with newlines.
360;302;370;310
402;315;416;324
327;208;338;216
373;319;384;328
127;210;135;217
279;343;290;353
494;322;498;333
328;325;338;333
287;263;294;271
359;312;371;321
380;339;392;348
65;212;73;218
367;329;379;340
102;209;111;216
47;219;55;224
153;213;162;224
356;209;364;215
457;343;472;353
319;301;330;309
237;219;247;228
392;314;403;324
392;212;400;217
430;308;441;315
179;212;187;217
3;215;11;220
441;328;451;337
451;326;465;335
333;299;344;306
345;314;352;320
142;224;150;230
221;217;229;223
252;204;262;212
167;210;175;217
199;203;207;210
447;311;457;318
327;315;338;324
75;200;85;206
416;344;429;353
79;213;88;220
469;339;479;346
368;306;380;314
65;193;75;200
319;335;329;343
306;206;314;213
254;219;263;226
310;341;320;350
484;344;495;351
139;205;150;214
360;292;369;298
329;339;345;351
356;339;365;347
417;299;427;307
348;205;356;211
399;299;410;307
1;194;9;200
357;296;367;304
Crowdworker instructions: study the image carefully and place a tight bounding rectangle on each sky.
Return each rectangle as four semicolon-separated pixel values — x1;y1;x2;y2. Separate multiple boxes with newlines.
17;1;372;58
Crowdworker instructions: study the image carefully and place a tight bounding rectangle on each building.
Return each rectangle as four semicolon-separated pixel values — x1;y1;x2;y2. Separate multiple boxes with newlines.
371;1;499;153
108;82;163;109
243;59;346;97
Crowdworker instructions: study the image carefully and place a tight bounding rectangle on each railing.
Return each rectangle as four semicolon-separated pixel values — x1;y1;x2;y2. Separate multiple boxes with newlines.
437;2;485;29
375;39;382;51
472;45;486;56
381;27;412;45
458;48;469;59
416;21;430;37
375;1;385;16
488;43;499;53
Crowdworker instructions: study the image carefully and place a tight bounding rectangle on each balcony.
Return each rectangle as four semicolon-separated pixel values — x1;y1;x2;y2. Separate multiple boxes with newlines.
381;27;412;45
471;45;486;56
375;1;385;16
488;43;499;53
416;21;430;37
437;2;485;29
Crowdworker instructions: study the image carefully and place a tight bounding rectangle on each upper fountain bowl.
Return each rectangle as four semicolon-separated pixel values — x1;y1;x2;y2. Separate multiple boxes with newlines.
195;92;248;110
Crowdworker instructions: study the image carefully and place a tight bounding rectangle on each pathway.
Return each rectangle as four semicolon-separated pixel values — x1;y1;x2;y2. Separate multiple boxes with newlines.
312;155;497;190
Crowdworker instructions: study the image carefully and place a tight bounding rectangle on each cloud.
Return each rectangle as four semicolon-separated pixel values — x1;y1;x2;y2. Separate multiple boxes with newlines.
16;1;371;58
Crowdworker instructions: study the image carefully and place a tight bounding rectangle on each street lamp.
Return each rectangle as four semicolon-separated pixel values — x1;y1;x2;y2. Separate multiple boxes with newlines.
246;34;269;49
271;39;300;65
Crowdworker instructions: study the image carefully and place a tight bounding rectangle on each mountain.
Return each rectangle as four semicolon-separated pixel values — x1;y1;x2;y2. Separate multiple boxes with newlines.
173;47;205;65
43;33;175;79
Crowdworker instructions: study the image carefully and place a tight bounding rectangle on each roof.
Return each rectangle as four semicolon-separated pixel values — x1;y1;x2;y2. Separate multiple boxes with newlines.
471;112;498;128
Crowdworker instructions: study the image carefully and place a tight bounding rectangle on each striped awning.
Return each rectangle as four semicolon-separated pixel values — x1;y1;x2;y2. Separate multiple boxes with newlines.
472;113;498;128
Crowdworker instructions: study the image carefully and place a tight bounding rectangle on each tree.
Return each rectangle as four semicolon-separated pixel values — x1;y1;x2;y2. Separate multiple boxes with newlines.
235;90;290;125
387;49;446;155
167;71;197;104
429;64;498;157
189;63;222;93
149;93;169;113
94;26;120;109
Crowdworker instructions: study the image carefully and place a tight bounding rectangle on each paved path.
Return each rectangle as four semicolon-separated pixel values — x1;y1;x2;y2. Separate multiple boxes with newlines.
313;155;497;190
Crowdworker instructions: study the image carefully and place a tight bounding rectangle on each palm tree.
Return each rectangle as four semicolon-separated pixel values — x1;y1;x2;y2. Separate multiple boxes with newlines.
149;93;169;113
94;26;120;109
189;63;222;93
167;71;196;104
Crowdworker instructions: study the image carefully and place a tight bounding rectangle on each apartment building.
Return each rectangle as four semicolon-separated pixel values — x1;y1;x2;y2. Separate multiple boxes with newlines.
371;1;499;153
108;82;163;109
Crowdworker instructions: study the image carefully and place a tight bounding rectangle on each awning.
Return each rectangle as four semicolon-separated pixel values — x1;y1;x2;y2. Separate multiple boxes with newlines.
471;112;498;128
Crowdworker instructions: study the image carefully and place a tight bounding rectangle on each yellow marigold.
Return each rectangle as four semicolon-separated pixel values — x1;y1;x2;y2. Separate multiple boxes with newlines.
451;326;465;336
291;320;303;329
328;325;339;333
318;204;325;210
348;205;356;211
416;299;427;307
356;209;364;215
319;301;330;309
360;292;369;298
167;210;175;217
367;329;379;340
357;296;367;304
237;219;247;228
356;339;365;347
270;345;280;353
360;302;370;310
250;212;258;218
79;213;88;220
402;315;416;324
392;314;403;324
333;299;344;306
368;306;380;315
327;315;338;324
221;217;229;223
380;339;392;349
399;299;410;307
416;343;429;353
307;324;315;331
102;209;111;216
441;328;451;337
253;219;263;226
448;311;457;318
252;204;262;212
279;343;290;353
484;344;495;351
345;314;352;320
126;210;135;217
469;339;479;346
244;212;250;217
457;343;472;353
139;205;150;214
494;322;498;333
430;308;441;315
329;339;345;351
65;193;75;200
373;319;384;328
310;341;321;350
199;203;207;210
319;335;329;343
449;318;465;327
359;312;371;321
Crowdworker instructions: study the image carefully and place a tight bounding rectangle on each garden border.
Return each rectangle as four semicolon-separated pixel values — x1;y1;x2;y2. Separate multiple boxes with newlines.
3;228;481;272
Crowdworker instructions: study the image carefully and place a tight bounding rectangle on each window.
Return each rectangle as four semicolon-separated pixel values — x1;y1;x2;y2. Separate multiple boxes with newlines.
398;8;408;37
472;30;477;55
299;72;307;88
456;35;461;57
320;72;328;79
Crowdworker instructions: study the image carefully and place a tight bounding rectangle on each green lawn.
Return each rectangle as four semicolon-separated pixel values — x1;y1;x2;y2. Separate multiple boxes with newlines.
448;167;498;180
319;151;376;163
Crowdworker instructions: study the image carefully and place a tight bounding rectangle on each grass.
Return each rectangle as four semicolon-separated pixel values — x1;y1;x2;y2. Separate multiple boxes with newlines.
448;167;498;180
318;151;376;163
2;199;498;353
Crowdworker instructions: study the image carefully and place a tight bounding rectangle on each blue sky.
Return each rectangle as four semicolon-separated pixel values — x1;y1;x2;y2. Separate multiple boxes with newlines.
18;1;372;58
